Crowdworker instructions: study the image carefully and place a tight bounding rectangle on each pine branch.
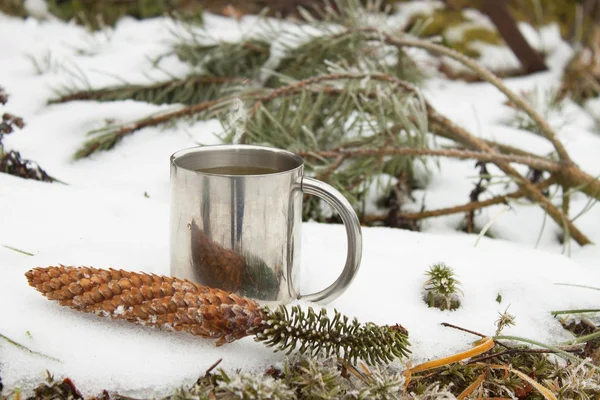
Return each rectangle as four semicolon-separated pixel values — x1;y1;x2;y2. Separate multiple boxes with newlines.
68;67;595;245
427;109;592;245
380;34;572;163
73;97;224;159
50;75;252;106
268;29;421;87
299;147;561;173
175;38;270;78
256;305;410;365
327;71;591;244
381;33;600;203
320;70;591;245
26;266;410;365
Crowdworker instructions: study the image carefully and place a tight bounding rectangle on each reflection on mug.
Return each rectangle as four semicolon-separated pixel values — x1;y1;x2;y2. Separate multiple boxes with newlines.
189;220;280;300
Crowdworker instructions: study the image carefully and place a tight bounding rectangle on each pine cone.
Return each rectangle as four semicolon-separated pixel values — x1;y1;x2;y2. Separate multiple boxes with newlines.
25;265;267;345
190;220;244;293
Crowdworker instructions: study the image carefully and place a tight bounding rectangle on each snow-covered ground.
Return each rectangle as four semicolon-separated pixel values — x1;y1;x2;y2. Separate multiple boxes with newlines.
1;7;600;398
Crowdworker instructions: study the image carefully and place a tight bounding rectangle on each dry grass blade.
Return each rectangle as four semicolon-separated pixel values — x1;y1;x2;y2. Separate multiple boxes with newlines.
0;332;60;362
457;371;486;400
481;363;557;400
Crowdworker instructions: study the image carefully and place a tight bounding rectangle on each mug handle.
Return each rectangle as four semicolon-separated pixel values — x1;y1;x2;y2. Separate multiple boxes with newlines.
299;177;363;304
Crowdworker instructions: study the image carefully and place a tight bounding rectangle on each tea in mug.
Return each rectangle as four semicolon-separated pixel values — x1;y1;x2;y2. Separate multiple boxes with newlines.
195;166;281;175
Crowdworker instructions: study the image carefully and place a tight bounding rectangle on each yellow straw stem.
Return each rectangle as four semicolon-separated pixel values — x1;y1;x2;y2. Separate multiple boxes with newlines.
458;371;486;400
408;337;494;374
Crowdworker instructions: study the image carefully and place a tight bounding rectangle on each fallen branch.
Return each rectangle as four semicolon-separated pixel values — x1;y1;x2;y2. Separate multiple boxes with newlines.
428;109;592;245
73;97;225;159
299;147;561;173
65;55;598;244
382;35;570;163
383;34;600;208
363;177;556;222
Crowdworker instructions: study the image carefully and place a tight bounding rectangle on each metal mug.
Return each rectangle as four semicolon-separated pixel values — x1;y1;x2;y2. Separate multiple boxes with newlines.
169;144;362;304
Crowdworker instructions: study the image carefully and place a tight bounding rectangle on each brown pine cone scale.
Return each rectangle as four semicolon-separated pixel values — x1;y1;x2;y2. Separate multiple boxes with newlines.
26;265;268;345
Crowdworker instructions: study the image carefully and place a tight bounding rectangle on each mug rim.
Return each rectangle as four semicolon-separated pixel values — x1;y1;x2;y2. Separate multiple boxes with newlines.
170;144;305;177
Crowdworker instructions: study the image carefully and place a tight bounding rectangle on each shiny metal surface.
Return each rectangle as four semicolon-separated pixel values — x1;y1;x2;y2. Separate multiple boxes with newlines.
170;144;362;304
299;177;362;303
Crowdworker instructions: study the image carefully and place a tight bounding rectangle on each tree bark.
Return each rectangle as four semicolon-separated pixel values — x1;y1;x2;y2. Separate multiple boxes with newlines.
481;0;547;74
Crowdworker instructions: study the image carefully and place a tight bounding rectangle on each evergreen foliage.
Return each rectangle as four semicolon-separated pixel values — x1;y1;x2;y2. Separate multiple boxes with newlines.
423;263;462;311
175;38;271;78
255;305;411;365
17;349;600;399
51;75;250;106
51;0;600;242
56;0;431;221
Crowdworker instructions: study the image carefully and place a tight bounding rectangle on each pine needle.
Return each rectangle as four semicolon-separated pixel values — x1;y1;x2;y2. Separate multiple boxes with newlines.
0;332;60;362
2;244;34;256
50;75;252;106
175;38;270;78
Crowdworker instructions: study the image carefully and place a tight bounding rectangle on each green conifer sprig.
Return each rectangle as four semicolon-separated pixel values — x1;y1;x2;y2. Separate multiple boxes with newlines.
423;263;463;311
225;72;430;218
50;75;251;106
73;96;222;159
255;305;411;366
175;38;271;78
269;29;422;88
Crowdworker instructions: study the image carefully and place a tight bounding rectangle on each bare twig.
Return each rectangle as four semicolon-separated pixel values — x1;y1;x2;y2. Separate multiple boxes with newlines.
467;345;584;365
440;322;488;339
363;177;556;222
441;322;511;350
429;110;592;245
382;35;571;163
299;147;561;173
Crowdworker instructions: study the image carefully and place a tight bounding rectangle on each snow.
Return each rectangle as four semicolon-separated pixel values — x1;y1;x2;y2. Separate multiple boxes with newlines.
23;0;48;19
1;7;600;399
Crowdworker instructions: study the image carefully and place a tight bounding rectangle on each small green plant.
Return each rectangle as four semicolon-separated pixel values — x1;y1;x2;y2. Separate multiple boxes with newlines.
256;306;411;365
423;263;463;311
546;358;600;399
495;307;516;336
